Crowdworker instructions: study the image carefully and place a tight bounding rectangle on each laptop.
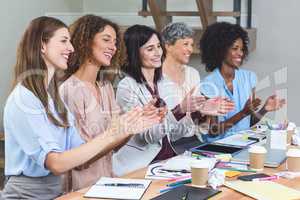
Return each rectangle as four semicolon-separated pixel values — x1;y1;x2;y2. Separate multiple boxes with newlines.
232;146;287;167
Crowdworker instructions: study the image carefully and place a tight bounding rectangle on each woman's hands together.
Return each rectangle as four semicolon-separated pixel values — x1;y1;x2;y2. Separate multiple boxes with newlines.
110;98;166;136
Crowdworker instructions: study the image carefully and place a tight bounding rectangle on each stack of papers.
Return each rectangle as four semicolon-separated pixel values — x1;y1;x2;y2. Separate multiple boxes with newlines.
84;177;151;200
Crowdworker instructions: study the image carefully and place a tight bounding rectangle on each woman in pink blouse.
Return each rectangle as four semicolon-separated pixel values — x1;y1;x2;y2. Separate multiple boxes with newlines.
60;15;162;191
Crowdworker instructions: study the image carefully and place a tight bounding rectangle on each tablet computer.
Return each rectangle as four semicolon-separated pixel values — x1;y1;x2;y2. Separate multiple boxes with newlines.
190;143;244;155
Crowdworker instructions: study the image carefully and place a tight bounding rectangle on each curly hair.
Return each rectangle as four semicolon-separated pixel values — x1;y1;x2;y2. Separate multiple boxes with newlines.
65;14;121;82
199;22;249;72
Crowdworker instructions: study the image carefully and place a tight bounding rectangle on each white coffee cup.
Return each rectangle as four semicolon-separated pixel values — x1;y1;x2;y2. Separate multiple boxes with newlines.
190;160;209;187
286;149;300;172
287;129;295;145
248;145;267;171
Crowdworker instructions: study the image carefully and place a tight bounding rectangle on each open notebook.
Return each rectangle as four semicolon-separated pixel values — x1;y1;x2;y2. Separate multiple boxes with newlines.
84;177;151;200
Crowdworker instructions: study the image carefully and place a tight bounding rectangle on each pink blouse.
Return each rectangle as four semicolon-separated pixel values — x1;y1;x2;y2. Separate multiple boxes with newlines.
60;75;120;191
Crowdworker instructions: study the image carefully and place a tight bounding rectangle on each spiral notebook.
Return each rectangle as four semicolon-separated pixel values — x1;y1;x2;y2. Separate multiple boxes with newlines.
84;177;151;200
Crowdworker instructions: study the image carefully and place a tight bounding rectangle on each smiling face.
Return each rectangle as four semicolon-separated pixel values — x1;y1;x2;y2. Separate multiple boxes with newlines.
166;37;194;65
139;34;163;69
91;25;117;66
223;38;244;68
41;27;74;70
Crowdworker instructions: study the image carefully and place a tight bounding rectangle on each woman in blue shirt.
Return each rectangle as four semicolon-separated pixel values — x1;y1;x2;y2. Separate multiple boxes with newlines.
199;22;285;142
2;16;161;199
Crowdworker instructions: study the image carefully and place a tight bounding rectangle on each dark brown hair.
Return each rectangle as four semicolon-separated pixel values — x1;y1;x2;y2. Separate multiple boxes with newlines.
66;14;121;82
14;16;69;127
122;24;165;84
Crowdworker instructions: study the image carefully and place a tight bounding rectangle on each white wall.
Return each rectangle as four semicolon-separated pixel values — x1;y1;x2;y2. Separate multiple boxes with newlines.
0;0;82;131
245;0;300;124
1;0;299;130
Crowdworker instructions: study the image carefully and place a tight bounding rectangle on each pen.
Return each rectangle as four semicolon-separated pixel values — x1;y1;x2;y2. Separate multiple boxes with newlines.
182;191;189;200
220;161;249;165
159;184;183;193
100;183;145;188
160;169;190;173
200;92;210;100
252;175;279;182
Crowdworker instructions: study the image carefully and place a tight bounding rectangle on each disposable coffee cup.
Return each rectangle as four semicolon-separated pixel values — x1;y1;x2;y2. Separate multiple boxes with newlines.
286;149;300;172
190;160;209;187
248;146;267;171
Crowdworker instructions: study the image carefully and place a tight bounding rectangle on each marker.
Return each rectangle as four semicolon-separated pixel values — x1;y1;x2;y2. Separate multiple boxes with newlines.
217;167;257;173
252;175;279;182
159;184;183;193
167;178;191;187
165;175;191;182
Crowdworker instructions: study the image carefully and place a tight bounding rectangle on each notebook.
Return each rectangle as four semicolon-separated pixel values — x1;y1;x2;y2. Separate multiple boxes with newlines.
84;177;151;200
224;180;300;200
151;185;221;200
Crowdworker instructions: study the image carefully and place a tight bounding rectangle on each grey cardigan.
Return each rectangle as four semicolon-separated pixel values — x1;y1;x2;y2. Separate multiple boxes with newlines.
112;76;196;176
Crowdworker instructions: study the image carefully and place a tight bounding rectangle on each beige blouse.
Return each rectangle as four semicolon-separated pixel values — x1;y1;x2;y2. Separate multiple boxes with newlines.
60;75;120;191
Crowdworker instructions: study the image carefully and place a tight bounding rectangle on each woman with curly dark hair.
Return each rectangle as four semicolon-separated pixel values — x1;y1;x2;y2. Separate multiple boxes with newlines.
200;22;285;142
60;15;162;191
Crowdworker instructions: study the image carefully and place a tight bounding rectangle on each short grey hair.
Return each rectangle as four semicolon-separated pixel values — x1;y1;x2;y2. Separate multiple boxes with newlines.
161;22;194;45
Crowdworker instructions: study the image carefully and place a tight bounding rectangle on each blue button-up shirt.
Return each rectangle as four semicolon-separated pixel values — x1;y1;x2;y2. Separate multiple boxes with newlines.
201;68;257;143
4;84;84;177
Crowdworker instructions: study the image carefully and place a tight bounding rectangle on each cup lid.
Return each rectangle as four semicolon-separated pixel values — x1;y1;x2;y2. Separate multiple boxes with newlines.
190;160;210;168
287;149;300;157
248;145;267;154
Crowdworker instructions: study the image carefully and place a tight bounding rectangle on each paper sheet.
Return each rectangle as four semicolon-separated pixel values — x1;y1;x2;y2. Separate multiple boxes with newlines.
224;180;300;200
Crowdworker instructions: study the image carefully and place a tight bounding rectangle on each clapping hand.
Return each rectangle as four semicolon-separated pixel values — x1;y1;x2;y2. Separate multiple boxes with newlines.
242;97;261;115
180;87;206;113
198;97;235;116
263;95;286;112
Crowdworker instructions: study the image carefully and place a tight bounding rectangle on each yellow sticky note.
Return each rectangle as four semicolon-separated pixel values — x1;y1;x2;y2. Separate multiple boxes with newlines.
225;171;241;178
215;154;232;162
